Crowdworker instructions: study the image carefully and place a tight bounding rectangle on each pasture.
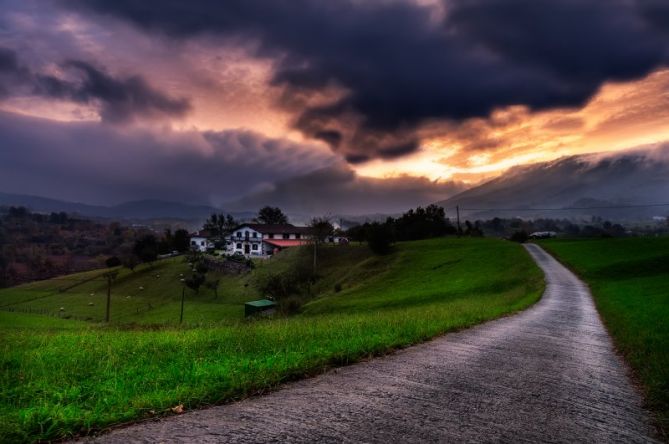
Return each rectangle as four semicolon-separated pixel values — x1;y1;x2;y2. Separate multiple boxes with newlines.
0;238;543;442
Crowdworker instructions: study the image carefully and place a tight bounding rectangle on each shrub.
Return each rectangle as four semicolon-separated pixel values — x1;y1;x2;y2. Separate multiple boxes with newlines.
185;273;206;294
195;262;208;274
367;222;394;255
279;295;304;314
105;256;121;268
253;250;315;302
510;230;529;243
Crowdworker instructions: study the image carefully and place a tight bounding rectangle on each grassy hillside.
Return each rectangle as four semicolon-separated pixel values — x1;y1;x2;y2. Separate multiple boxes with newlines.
0;257;258;325
540;237;669;437
0;238;543;442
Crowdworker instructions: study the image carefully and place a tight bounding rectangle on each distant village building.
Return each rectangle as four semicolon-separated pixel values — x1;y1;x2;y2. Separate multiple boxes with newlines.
528;231;557;239
191;223;348;258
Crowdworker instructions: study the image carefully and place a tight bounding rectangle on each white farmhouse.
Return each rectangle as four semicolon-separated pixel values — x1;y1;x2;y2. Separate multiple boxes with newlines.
190;230;214;252
227;223;314;257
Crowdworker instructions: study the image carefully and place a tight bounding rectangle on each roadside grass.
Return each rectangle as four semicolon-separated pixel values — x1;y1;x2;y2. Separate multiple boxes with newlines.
539;237;669;437
0;238;544;442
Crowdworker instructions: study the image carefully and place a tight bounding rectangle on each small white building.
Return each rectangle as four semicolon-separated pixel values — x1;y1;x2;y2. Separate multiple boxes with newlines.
227;223;314;257
528;231;557;239
190;230;214;252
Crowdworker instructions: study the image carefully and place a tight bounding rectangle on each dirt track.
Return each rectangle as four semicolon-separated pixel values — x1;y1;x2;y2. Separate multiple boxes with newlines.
84;244;658;443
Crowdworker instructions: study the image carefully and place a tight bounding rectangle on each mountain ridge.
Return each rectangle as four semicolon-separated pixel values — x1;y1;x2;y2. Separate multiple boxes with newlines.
437;146;669;220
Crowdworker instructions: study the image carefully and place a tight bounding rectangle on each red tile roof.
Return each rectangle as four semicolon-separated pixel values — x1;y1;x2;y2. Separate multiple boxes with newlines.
236;223;314;235
263;239;312;248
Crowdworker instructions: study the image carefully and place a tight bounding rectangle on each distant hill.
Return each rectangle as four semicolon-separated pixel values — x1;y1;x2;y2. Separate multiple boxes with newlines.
437;146;669;220
0;193;248;221
0;192;388;225
226;163;465;217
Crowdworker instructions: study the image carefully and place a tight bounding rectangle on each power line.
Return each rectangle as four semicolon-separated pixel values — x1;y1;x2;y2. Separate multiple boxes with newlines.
455;202;669;212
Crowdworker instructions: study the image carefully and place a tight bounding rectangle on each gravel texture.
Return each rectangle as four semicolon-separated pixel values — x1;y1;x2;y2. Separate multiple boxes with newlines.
83;244;659;443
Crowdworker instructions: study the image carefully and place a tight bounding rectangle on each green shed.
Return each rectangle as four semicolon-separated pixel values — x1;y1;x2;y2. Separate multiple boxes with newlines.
244;299;277;317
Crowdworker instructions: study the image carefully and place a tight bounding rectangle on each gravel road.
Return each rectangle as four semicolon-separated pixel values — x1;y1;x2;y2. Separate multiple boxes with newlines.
84;244;658;443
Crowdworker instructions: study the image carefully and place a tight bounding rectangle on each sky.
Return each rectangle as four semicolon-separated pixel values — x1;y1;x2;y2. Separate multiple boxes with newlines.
0;0;668;214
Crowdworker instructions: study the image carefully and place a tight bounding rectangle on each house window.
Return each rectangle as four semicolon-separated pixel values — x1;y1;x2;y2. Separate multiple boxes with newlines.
283;233;289;239
236;232;241;238
201;241;205;246
236;243;242;249
252;244;258;250
191;240;196;246
253;232;258;238
296;233;301;239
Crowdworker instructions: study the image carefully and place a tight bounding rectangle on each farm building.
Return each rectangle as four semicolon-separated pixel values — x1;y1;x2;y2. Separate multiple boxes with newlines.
529;231;557;239
189;230;214;252
226;223;314;257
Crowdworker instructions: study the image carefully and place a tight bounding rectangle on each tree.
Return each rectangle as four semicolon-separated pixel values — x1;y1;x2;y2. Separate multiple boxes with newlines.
133;235;159;265
204;213;238;237
118;243;140;272
310;217;334;273
102;270;118;323
255;206;288;225
367;222;394;255
510;230;529;243
204;279;220;298
105;256;121;268
394;204;454;240
158;229;172;255
224;214;237;232
185;273;206;294
173;229;190;253
120;253;139;272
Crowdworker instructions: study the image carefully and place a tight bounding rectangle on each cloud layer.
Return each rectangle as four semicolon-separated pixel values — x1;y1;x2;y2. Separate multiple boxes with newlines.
70;0;669;161
228;163;465;216
0;46;190;123
0;110;334;206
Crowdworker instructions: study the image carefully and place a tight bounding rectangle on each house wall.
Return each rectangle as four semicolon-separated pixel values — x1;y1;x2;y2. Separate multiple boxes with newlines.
226;225;314;258
227;227;264;257
190;237;211;252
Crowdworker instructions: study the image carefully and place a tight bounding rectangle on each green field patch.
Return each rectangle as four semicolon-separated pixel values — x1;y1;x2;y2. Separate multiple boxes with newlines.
0;238;543;442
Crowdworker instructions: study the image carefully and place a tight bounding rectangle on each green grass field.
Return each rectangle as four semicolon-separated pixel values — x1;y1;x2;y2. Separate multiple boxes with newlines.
0;238;543;442
0;256;257;325
539;237;669;436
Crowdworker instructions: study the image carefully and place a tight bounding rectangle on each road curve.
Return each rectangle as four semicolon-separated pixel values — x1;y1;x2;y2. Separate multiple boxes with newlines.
85;244;658;443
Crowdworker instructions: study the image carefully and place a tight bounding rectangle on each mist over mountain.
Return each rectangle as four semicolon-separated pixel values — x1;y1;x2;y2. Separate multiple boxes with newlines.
438;145;669;220
4;146;668;224
226;163;465;217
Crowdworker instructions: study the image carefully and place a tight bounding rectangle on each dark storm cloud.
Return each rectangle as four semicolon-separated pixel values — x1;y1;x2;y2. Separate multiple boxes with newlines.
0;110;334;206
0;47;29;97
639;0;669;32
69;0;669;160
34;61;191;123
228;163;466;216
0;46;190;123
0;47;22;73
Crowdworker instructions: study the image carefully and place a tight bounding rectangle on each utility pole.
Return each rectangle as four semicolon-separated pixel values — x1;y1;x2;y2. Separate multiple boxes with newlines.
103;271;118;323
456;205;462;237
313;239;318;273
